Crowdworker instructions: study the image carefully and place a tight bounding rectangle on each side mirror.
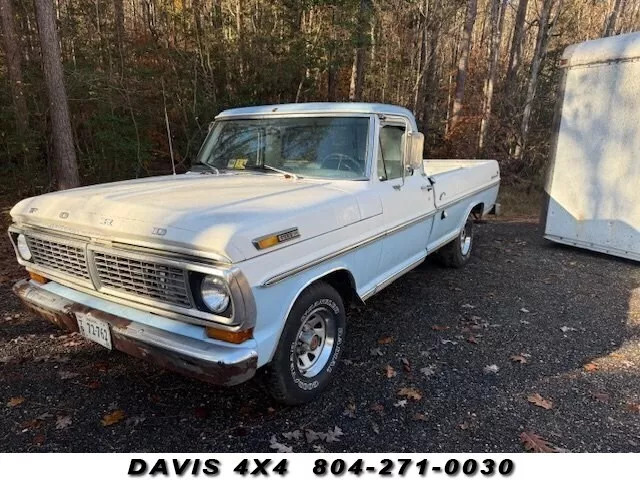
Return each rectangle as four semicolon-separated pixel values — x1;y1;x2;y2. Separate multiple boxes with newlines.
407;132;424;171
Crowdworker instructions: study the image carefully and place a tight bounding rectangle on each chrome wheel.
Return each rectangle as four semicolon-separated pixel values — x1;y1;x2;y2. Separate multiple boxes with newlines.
295;306;335;378
460;224;472;255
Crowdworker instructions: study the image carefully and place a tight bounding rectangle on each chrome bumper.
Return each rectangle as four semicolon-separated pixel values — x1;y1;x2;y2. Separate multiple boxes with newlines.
13;279;258;386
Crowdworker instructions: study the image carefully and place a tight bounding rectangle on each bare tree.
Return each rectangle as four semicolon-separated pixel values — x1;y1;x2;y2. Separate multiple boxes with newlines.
448;0;477;134
603;0;626;36
514;0;562;162
505;0;529;97
0;0;29;132
349;0;372;101
478;0;507;153
34;0;80;189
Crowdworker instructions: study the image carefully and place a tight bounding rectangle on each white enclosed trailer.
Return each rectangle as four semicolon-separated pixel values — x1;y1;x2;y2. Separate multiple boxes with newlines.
542;32;640;261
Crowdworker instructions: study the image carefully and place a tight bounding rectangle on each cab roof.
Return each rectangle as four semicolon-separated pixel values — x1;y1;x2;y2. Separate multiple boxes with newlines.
216;102;417;128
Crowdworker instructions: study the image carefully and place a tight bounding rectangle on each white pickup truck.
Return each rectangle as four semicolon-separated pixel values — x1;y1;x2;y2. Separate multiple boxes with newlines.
8;103;499;404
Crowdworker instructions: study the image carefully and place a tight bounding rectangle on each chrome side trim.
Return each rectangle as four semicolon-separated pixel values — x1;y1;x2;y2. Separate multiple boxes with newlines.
261;180;499;287
261;211;435;287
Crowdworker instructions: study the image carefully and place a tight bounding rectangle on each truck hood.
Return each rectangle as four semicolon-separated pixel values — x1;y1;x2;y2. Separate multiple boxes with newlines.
10;173;375;263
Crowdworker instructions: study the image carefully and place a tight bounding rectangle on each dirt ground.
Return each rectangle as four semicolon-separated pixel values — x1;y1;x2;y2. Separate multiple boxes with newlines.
1;214;640;452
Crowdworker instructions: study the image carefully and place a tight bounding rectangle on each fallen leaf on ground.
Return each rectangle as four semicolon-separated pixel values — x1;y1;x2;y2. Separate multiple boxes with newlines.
401;357;411;372
483;364;499;374
527;393;553;410
21;418;43;430
459;422;470;430
370;347;383;357
7;396;25;407
282;430;302;441
510;354;529;364
560;326;577;333
520;308;530;313
378;336;394;345
55;415;72;430
101;409;125;426
413;413;427;421
343;403;356;418
393;400;408;408
58;371;80;380
431;325;449;331
269;435;293;453
85;380;101;389
441;339;458;345
584;362;599;372
125;415;146;427
466;335;479;345
520;431;562;453
325;426;343;443
592;392;610;403
461;303;476;309
398;387;422;401
370;403;384;414
385;365;397;378
32;434;46;446
627;403;640;413
420;365;436;377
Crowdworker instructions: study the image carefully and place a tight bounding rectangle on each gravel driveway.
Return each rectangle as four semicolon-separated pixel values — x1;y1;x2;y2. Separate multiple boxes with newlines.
1;217;639;452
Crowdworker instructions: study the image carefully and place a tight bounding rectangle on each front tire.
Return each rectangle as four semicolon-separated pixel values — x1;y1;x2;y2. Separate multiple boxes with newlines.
437;216;474;268
266;282;346;405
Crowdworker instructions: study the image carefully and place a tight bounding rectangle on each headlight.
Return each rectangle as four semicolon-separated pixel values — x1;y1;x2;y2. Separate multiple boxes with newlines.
16;234;32;261
200;275;230;313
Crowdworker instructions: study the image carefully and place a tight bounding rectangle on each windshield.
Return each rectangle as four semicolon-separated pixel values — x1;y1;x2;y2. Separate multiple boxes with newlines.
195;116;370;179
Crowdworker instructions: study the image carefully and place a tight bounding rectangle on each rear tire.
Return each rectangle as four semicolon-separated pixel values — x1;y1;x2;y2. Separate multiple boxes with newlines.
266;282;345;405
437;217;474;268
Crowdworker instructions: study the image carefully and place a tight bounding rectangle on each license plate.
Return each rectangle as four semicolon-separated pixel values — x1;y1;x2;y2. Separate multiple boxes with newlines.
76;313;112;350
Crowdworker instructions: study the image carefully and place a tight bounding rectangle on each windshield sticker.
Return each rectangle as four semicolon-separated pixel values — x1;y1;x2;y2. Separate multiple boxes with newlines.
227;158;248;169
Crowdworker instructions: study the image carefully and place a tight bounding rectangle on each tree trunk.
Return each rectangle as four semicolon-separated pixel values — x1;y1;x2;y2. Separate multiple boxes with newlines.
505;0;529;97
348;0;371;101
113;0;125;73
603;0;625;36
34;0;80;189
514;0;560;162
478;0;507;153
448;0;477;134
0;0;29;132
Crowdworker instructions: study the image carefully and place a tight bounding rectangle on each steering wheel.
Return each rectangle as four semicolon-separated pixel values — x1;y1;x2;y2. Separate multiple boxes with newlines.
319;153;361;173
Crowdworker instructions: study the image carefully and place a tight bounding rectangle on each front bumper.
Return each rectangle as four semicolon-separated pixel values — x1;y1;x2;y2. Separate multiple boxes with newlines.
13;279;258;386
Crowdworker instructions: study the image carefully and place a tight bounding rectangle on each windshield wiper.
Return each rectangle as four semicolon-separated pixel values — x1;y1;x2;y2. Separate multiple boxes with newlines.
192;162;221;175
262;164;301;179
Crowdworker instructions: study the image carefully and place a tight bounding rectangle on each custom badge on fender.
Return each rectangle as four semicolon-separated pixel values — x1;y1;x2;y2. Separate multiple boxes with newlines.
253;228;300;250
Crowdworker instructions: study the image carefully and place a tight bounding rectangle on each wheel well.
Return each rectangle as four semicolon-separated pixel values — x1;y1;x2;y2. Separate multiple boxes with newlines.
315;269;361;308
471;203;484;219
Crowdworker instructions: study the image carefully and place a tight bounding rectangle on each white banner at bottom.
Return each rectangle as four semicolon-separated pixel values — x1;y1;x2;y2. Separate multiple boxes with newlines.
0;453;633;479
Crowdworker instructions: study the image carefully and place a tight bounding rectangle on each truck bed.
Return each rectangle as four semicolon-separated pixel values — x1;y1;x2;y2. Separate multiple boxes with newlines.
424;159;500;209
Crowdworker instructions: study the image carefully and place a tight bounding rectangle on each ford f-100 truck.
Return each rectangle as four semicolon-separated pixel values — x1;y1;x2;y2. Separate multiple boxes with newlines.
8;103;499;404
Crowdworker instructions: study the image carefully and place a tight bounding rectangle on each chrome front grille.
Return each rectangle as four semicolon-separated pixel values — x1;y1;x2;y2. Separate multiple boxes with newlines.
92;251;192;308
26;235;91;280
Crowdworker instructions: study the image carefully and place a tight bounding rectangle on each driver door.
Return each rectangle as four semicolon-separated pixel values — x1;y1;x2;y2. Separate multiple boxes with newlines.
374;119;435;281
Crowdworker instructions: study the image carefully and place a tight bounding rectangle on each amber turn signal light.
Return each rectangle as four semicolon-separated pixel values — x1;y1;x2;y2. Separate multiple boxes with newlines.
29;272;49;284
205;327;253;344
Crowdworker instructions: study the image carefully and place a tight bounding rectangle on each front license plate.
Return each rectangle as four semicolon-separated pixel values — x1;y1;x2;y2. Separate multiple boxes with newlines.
76;313;112;350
